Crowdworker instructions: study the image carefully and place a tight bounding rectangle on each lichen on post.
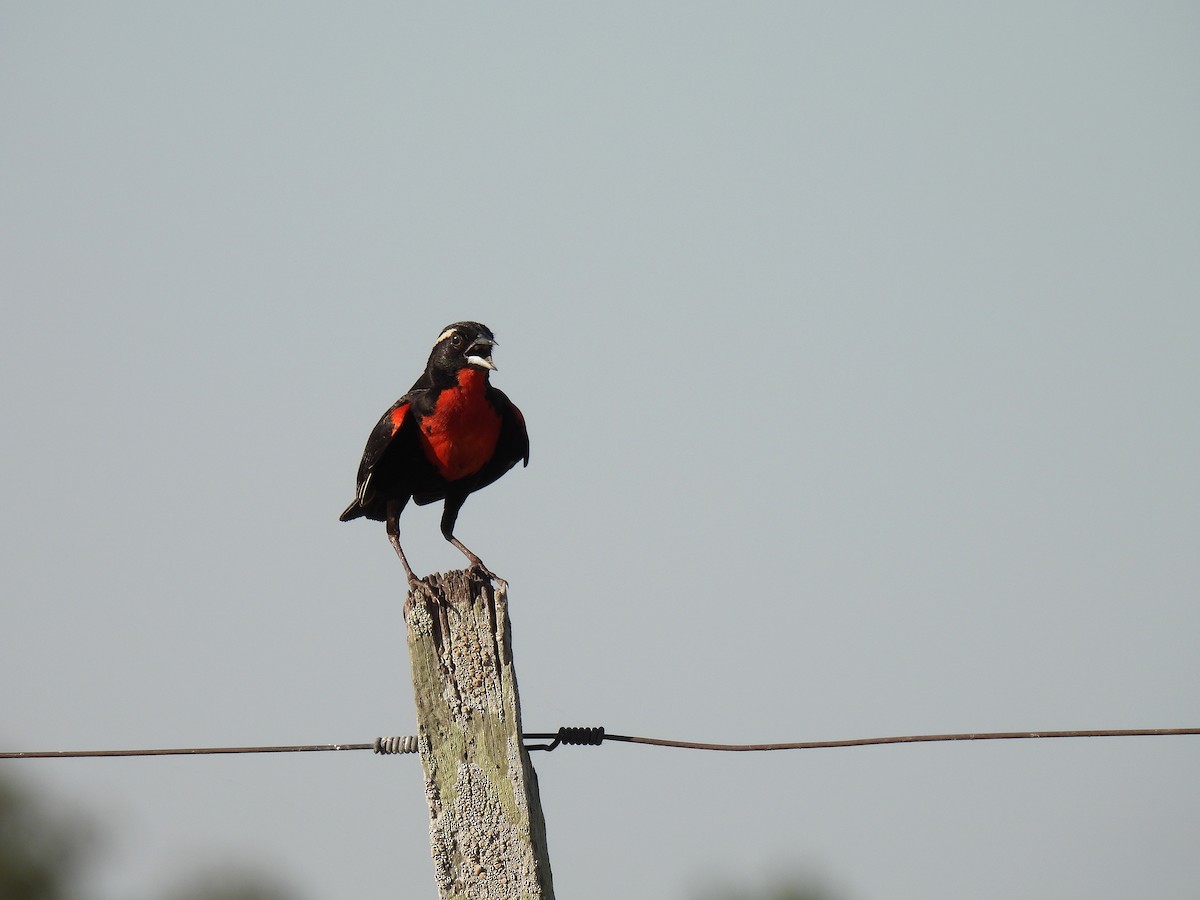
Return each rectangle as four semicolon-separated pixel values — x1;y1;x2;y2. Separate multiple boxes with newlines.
405;569;554;900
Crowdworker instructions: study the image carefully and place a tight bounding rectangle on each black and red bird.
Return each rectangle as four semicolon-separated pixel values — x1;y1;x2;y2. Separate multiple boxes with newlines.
339;321;529;588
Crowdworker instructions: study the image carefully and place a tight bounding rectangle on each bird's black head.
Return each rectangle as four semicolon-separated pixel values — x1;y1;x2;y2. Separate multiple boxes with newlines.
426;321;498;379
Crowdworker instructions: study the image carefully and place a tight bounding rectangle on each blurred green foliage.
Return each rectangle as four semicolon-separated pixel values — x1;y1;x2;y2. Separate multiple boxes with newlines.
694;872;850;900
0;773;297;900
0;777;89;900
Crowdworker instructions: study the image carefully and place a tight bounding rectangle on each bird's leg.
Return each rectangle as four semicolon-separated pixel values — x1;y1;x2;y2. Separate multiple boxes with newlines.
448;536;506;591
386;498;424;594
447;536;498;578
441;494;501;584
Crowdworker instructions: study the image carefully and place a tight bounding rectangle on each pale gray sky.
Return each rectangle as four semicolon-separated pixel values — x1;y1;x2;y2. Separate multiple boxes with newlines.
2;4;1198;899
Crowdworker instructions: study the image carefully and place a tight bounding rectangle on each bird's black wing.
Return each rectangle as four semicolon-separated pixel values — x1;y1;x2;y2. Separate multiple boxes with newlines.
339;390;420;521
500;391;530;469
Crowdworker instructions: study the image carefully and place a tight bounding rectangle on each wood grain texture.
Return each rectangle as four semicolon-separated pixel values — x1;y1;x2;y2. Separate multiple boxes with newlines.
405;570;554;900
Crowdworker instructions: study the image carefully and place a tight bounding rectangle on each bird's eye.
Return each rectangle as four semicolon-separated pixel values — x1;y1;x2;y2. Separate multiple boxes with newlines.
451;333;464;346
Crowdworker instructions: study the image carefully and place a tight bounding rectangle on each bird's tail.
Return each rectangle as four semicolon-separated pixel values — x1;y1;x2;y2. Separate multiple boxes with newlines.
338;501;364;522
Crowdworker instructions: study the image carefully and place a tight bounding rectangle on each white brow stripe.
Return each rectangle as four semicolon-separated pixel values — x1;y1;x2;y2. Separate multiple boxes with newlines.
435;327;458;344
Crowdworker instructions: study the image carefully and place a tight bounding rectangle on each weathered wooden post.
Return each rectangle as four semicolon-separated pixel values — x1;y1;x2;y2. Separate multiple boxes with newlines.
405;569;554;899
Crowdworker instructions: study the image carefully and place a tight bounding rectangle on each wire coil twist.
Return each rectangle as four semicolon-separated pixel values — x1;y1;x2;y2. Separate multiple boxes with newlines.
373;735;419;755
527;726;606;751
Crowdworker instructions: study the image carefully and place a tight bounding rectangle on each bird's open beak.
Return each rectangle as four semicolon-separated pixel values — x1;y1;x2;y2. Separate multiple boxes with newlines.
466;338;497;371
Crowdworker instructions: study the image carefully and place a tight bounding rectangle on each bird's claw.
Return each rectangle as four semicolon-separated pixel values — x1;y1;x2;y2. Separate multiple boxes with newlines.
467;562;505;591
406;575;444;605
